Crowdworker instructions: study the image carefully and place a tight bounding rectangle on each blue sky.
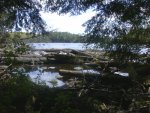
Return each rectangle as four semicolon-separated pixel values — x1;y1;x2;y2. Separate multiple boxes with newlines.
40;10;95;34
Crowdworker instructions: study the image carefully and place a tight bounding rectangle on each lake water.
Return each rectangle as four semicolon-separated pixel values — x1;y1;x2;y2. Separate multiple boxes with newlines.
28;43;149;54
27;67;65;87
24;65;100;88
26;43;148;87
24;43;98;88
28;43;95;50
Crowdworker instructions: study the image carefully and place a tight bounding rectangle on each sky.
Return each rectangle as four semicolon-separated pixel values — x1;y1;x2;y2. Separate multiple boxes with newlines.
40;10;95;34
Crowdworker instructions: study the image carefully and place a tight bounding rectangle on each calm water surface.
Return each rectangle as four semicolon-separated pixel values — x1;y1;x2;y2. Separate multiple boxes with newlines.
28;43;150;53
23;64;100;88
28;43;95;50
24;43;96;87
24;43;132;87
27;68;65;87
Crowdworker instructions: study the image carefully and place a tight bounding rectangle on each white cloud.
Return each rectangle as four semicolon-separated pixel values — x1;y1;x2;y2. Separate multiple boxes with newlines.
40;10;95;34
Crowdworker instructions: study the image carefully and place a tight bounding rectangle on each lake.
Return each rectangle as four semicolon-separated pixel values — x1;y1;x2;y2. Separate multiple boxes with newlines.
23;43;98;87
29;43;149;54
28;43;94;50
18;43;139;88
26;43;147;87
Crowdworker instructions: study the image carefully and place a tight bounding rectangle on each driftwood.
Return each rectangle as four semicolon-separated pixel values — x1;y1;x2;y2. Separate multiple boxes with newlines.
1;57;47;64
32;49;72;53
15;57;47;63
54;54;75;59
0;49;4;52
85;62;100;67
0;65;9;70
59;69;84;77
19;54;44;58
32;49;89;56
0;49;101;65
71;50;90;56
59;69;100;77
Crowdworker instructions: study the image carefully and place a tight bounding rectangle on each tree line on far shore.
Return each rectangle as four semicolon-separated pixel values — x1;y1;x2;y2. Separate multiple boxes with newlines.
22;32;83;43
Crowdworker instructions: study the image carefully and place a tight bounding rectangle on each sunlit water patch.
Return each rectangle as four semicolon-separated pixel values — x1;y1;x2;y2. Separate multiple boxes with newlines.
13;63;101;88
28;43;86;50
114;71;129;77
82;69;100;75
26;68;65;87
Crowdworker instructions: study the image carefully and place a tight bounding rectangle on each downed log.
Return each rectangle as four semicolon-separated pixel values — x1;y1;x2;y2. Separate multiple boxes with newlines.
59;69;100;78
15;57;47;63
71;50;90;56
59;69;83;77
54;53;93;63
1;57;47;64
85;62;100;68
19;54;44;58
54;54;76;62
32;49;72;53
97;60;116;69
0;49;4;52
77;56;93;61
0;65;9;70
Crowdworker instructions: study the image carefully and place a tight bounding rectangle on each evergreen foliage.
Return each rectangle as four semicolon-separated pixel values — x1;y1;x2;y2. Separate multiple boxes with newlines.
0;72;149;113
0;0;46;33
0;1;150;113
45;0;150;62
23;32;82;43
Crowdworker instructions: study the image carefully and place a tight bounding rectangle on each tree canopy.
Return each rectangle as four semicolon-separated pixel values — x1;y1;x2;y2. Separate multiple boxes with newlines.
2;0;150;35
1;0;150;61
45;0;150;61
0;1;150;113
22;31;82;43
0;0;45;33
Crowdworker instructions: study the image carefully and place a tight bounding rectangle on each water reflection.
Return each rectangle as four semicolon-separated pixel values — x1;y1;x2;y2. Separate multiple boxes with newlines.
26;68;65;87
13;63;101;88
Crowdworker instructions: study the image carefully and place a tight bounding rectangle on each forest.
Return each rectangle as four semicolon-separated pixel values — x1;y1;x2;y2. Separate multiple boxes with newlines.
23;32;83;43
0;31;82;44
0;0;150;113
